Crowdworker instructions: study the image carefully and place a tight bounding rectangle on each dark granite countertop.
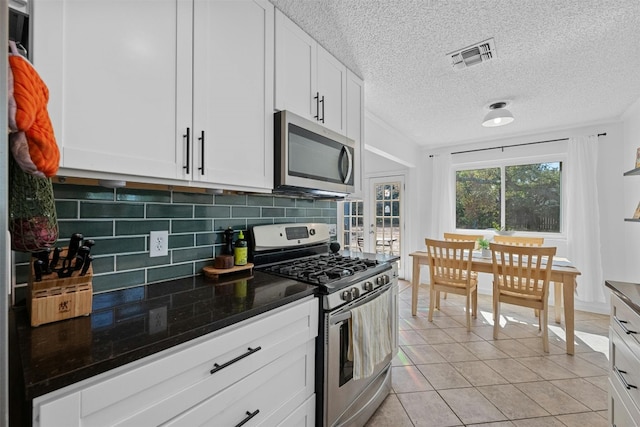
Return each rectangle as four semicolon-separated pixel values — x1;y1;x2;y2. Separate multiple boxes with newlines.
13;271;316;400
606;280;640;315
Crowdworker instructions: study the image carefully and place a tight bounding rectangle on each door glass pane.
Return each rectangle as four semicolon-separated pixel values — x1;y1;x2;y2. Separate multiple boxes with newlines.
373;181;401;264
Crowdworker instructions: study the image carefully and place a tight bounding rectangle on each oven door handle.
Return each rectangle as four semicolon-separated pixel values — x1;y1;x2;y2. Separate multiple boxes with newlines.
331;311;352;325
329;283;392;326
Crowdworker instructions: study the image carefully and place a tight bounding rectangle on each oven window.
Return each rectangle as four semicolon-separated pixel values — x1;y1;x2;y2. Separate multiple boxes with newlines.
339;320;353;386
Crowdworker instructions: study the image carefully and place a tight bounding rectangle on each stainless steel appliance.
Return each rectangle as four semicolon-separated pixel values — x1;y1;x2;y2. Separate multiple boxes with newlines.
274;111;356;198
9;0;29;58
251;223;398;427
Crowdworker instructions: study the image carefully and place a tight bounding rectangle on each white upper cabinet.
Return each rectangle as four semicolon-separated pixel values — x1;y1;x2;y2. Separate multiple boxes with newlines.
33;0;184;180
33;0;274;192
190;0;274;190
275;9;347;135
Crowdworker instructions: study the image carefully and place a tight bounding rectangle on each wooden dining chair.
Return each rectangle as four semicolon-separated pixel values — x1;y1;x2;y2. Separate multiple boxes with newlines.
492;235;562;322
490;243;556;352
426;238;478;331
439;233;482;305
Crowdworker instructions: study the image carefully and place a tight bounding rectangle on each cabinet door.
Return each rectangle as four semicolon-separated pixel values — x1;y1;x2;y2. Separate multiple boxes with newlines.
274;9;318;121
316;45;347;135
32;0;189;180
192;0;274;191
346;69;364;199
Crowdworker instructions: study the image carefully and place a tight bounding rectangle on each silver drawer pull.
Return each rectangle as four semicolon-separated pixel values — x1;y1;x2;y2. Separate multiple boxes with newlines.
614;366;638;390
614;316;638;335
210;347;261;375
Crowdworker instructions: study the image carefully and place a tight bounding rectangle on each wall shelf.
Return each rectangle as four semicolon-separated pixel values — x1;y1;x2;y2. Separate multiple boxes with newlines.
623;167;640;176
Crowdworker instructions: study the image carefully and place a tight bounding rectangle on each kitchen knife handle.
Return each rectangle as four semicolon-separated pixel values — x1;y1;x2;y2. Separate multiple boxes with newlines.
50;247;61;271
198;130;205;175
68;233;83;260
80;255;93;276
183;127;190;174
34;260;44;281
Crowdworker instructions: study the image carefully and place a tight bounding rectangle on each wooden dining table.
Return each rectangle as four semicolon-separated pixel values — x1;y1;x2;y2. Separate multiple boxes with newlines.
409;251;582;355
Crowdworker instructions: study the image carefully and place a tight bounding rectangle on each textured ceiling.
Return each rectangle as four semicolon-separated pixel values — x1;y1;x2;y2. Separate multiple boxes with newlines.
270;0;640;148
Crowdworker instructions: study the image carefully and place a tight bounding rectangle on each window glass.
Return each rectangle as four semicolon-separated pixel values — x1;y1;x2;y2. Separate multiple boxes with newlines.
456;167;501;229
456;162;561;232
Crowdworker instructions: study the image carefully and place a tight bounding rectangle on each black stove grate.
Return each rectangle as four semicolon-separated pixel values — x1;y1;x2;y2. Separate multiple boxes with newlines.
261;253;379;286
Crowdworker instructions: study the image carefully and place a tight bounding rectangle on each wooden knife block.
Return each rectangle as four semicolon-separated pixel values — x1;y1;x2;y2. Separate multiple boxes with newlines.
27;247;93;327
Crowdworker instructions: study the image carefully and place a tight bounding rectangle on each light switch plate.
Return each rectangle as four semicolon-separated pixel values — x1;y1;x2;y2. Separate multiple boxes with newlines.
150;230;169;257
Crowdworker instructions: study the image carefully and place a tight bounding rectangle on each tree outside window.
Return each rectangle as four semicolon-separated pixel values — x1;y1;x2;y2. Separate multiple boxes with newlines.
456;162;561;232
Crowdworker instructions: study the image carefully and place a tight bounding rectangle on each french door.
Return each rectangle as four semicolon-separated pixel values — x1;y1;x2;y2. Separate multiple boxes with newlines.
366;176;405;276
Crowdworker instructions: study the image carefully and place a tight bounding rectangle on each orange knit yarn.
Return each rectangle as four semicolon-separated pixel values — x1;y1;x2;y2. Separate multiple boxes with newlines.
9;55;59;177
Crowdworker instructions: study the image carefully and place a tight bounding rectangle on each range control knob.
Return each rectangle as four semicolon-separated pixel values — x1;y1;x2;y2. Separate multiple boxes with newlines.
350;287;360;299
363;281;374;291
382;274;390;284
341;290;353;302
376;276;384;286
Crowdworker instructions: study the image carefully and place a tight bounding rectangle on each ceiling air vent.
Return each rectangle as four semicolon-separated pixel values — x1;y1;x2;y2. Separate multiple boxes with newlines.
448;38;496;70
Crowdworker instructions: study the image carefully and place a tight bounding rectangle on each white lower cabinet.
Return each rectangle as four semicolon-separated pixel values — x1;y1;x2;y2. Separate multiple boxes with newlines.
33;297;318;427
609;293;640;425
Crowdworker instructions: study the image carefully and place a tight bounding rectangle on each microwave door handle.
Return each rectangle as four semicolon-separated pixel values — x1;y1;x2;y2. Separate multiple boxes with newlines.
339;146;353;184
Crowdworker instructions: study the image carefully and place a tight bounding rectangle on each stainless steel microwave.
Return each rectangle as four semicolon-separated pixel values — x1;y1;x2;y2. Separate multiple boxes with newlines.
274;110;355;197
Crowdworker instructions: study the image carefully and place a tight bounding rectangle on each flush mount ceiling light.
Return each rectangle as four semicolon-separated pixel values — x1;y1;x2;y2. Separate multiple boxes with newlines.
482;102;514;127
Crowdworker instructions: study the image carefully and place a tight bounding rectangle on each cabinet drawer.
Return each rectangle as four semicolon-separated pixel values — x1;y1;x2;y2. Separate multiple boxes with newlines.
610;327;640;412
611;293;640;356
609;377;640;426
163;340;315;426
35;298;318;427
277;395;315;427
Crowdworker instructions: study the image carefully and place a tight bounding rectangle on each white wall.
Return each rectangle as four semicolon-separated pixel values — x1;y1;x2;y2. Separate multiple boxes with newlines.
621;98;640;283
363;112;420;279
413;121;625;314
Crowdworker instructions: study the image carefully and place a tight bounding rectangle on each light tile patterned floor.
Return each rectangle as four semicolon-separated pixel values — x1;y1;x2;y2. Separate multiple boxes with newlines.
366;280;610;427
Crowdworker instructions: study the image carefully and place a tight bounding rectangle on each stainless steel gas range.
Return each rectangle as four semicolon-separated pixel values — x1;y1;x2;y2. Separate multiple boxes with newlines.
251;223;398;427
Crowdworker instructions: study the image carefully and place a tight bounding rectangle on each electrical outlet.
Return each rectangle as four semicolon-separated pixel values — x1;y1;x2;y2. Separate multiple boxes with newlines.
149;230;169;257
328;224;337;237
149;306;167;334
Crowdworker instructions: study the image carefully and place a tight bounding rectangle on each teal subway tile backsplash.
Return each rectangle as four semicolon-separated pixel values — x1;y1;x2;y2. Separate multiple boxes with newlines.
81;202;145;218
11;184;337;303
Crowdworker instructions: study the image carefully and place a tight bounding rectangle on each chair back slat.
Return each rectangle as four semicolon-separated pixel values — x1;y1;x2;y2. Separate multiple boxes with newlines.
490;243;556;298
493;235;544;247
442;233;484;250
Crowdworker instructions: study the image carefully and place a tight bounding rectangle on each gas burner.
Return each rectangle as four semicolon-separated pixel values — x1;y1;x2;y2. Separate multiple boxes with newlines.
262;254;379;286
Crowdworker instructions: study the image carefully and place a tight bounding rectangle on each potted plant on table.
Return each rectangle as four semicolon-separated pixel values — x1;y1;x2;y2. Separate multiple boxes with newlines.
477;238;491;258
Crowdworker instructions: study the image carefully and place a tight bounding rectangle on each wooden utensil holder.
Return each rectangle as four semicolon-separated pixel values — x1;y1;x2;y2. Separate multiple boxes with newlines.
27;247;93;327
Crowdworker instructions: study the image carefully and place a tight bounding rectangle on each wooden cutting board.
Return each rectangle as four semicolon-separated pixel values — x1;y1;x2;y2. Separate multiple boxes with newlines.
202;263;254;280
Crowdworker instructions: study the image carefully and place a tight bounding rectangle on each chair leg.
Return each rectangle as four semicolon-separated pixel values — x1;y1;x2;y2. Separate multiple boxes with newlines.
554;282;562;324
541;307;549;353
493;300;500;339
465;294;471;331
435;291;441;310
428;286;435;322
472;289;478;319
